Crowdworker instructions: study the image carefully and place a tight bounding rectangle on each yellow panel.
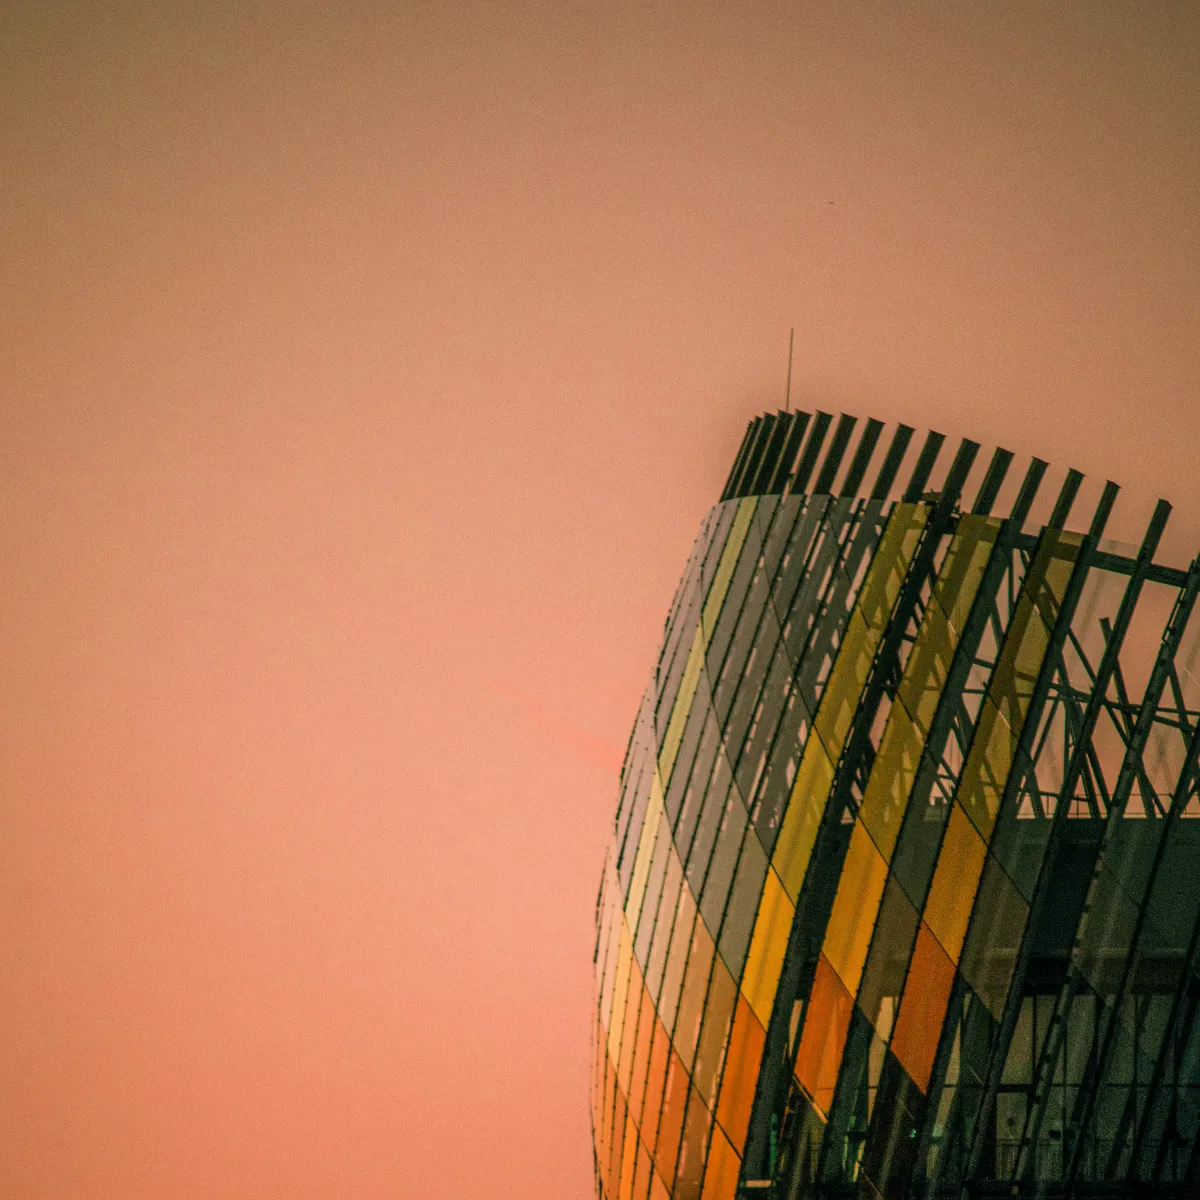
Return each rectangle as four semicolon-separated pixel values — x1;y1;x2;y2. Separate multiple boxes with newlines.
956;698;1015;841
855;503;929;633
858;703;922;862
898;610;954;736
924;803;987;964
823;823;889;995
741;867;796;1028
769;503;930;911
626;772;666;931
659;627;705;783
813;610;876;757
772;738;835;902
932;515;1000;637
1028;529;1082;628
701;497;759;640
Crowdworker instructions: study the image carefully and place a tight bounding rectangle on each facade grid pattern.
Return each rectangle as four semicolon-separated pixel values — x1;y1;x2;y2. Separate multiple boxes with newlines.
592;411;1200;1200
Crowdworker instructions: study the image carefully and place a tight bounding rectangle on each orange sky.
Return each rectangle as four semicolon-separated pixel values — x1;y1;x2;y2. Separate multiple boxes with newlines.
2;3;1198;1197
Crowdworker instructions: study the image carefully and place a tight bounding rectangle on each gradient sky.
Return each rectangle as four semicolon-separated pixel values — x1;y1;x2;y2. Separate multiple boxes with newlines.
3;3;1199;1197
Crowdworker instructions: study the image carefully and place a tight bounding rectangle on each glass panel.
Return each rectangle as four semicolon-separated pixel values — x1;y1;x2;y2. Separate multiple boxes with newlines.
772;736;835;902
699;789;750;939
660;627;706;783
675;918;717;1073
629;984;658;1131
795;955;856;1116
824;823;890;995
891;923;956;1091
741;867;795;1028
705;503;766;682
653;1047;690;1183
659;889;697;1034
924;803;988;965
959;856;1029;1020
715;994;766;1154
897;607;954;737
640;1014;672;1154
701;1122;741;1200
674;1085;715;1200
645;847;684;1003
813;608;876;758
859;698;923;862
717;829;769;980
858;877;921;1040
957;697;1018;841
693;955;739;1111
697;500;757;666
619;968;649;1096
935;516;1001;638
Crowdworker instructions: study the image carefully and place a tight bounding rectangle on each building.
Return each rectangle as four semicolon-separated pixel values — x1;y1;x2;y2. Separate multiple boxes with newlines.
591;411;1200;1200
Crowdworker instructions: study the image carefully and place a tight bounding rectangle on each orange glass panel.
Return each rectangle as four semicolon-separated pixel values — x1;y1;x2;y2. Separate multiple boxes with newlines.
632;1135;654;1200
674;917;716;1072
891;923;956;1092
640;1015;671;1153
618;957;648;1096
608;1086;628;1200
675;1085;714;1200
794;955;854;1116
629;983;657;1124
600;1044;616;1178
701;1122;741;1200
715;994;766;1154
654;1048;689;1183
693;953;738;1110
923;803;987;964
619;1107;638;1200
823;822;889;995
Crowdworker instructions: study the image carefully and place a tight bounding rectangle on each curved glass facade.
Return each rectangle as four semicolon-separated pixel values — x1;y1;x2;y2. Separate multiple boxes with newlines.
592;411;1200;1200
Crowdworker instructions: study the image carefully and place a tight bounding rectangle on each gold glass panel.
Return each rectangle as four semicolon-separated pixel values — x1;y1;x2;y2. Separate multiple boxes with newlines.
859;701;922;862
741;867;796;1027
772;739;835;901
824;822;889;995
933;515;1001;637
814;610;877;756
924;803;987;964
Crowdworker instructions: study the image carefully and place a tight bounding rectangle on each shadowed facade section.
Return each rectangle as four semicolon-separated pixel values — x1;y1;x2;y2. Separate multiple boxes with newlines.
592;411;1200;1200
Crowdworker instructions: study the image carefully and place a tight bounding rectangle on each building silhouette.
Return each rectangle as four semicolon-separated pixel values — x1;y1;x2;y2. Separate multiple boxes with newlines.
592;411;1200;1200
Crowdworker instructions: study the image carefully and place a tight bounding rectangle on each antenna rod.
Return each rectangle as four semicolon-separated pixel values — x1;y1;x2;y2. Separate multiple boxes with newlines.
785;327;794;413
